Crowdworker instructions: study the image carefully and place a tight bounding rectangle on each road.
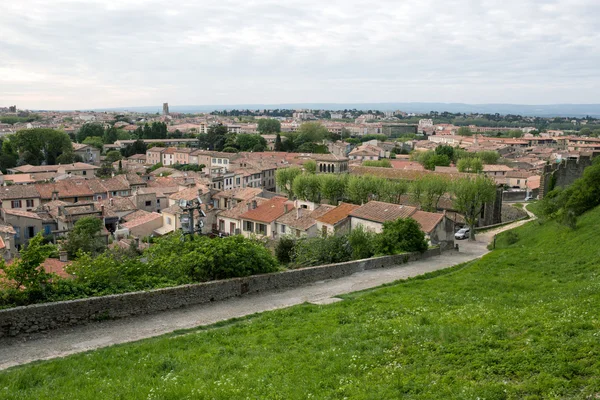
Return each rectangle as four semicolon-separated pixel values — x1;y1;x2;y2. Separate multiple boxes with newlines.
0;209;534;370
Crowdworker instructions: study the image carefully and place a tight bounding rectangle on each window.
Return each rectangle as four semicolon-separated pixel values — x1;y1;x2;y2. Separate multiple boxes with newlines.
212;158;217;163
218;159;222;164
281;225;286;234
167;217;172;225
44;225;52;235
156;199;160;205
145;201;152;206
26;199;34;208
11;200;21;208
26;226;35;239
257;224;267;235
236;177;240;185
244;221;254;232
83;171;87;176
224;159;228;164
14;227;20;239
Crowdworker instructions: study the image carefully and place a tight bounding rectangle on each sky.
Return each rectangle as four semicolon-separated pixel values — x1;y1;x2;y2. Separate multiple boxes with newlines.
1;0;599;110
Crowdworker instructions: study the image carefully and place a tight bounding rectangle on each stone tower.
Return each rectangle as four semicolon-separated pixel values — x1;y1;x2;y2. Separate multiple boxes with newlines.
162;102;169;115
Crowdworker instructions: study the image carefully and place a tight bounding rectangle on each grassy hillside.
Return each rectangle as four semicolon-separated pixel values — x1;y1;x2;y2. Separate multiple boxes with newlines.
2;207;600;399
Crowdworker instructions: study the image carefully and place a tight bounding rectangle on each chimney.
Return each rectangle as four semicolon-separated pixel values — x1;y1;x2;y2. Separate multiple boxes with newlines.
252;200;257;209
246;202;251;211
284;204;289;213
100;205;105;215
59;251;68;262
296;206;302;219
109;198;113;206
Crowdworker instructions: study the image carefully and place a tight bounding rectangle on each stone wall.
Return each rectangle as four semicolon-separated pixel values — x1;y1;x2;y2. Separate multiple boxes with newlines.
0;248;444;338
539;156;595;198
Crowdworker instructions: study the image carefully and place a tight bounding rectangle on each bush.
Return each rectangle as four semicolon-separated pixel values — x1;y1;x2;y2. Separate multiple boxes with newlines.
275;236;296;265
292;235;352;268
145;232;279;282
347;226;376;260
374;218;428;255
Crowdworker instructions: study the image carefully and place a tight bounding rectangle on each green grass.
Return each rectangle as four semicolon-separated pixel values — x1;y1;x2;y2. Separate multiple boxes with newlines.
2;208;600;399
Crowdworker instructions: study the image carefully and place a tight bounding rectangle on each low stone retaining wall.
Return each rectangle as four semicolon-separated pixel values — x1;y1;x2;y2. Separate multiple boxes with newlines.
0;248;443;338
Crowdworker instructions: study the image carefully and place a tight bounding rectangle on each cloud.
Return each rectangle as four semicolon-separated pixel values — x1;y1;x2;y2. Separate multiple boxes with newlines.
0;0;599;109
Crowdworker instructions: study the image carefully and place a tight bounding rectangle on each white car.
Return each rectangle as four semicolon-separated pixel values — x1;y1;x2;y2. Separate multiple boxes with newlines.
455;228;470;240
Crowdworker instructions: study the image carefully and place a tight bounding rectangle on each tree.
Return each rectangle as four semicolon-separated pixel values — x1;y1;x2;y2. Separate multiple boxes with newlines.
13;128;73;166
105;150;122;163
257;119;281;134
296;122;329;144
378;180;408;204
579;127;592;136
64;217;106;259
363;159;392;168
235;134;267;152
77;123;104;143
457;157;483;173
319;174;348;204
304;160;317;174
414;151;451;170
292;174;321;203
121;139;147;157
373;218;428;255
103;126;119;144
96;163;115;178
435;145;455;161
82;136;104;150
201;124;228;151
347;175;380;204
56;151;82;164
276;167;302;197
0;233;55;291
452;175;497;241
457;127;473;136
274;133;283;151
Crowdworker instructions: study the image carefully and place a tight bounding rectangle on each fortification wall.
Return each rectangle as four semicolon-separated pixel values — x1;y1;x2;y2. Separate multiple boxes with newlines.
0;248;445;338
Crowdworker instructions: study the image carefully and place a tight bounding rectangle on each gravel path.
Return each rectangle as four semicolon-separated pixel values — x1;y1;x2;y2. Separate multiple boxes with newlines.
0;209;534;370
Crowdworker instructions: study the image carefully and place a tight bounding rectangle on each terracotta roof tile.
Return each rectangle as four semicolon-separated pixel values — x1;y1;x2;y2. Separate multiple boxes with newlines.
411;210;444;234
349;201;417;223
316;202;360;226
239;197;290;223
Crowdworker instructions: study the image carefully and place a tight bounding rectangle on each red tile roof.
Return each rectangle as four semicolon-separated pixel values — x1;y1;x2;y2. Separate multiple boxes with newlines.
239;197;291;223
316;202;360;226
349;201;417;223
411;210;444;234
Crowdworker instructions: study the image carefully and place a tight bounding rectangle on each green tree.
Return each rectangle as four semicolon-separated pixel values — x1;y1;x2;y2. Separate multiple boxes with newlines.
14;128;72;165
64;217;106;259
275;236;296;265
103;126;119;144
363;159;392;168
0;233;55;291
347;175;380;204
276;167;302;197
82;136;104;150
373;218;428;255
296;122;329;144
235;134;267;152
378;180;408;204
457;127;473;136
304;160;317;174
435;145;455;161
105;150;122;163
292;174;321;203
452;175;497;241
579;127;592;136
56;151;82;164
274;133;283;151
77;123;105;143
257;119;281;134
96;163;115;178
457;157;483;173
319;174;348;204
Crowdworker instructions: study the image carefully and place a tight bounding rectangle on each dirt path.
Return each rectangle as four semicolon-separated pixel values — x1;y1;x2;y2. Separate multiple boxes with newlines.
0;208;535;370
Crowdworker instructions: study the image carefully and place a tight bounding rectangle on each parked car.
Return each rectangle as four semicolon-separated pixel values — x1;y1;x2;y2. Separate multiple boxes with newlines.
524;195;533;201
455;228;470;240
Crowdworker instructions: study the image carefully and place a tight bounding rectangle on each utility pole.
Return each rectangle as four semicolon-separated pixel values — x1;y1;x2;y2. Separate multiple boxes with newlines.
179;197;206;235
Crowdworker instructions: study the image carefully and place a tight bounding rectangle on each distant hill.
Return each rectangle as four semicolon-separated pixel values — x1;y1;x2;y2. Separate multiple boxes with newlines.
85;103;600;117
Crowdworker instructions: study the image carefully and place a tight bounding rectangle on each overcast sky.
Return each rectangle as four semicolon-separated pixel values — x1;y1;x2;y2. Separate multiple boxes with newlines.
1;0;599;110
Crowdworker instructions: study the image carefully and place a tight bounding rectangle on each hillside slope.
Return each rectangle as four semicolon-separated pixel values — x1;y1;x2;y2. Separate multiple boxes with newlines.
1;207;600;399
